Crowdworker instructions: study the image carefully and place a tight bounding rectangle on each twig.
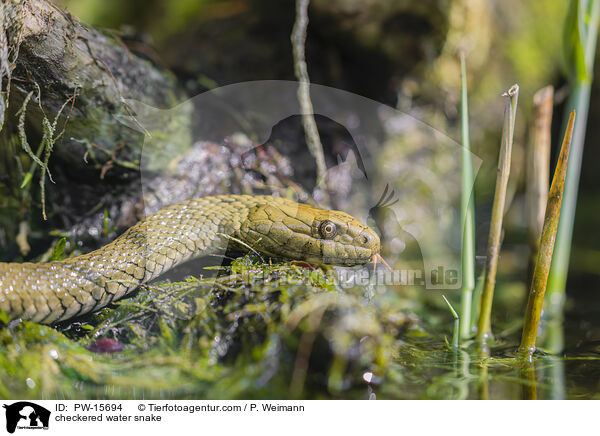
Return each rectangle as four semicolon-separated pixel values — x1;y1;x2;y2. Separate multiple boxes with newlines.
518;111;576;358
476;84;519;344
291;0;327;188
216;233;265;263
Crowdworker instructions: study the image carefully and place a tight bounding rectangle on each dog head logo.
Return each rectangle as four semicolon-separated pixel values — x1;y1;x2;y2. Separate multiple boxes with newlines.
3;402;50;433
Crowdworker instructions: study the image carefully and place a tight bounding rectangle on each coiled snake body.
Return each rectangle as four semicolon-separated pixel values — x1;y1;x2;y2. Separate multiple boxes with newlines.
0;195;380;324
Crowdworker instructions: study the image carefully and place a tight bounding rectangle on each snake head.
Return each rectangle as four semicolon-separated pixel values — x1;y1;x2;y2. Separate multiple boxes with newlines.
239;198;380;266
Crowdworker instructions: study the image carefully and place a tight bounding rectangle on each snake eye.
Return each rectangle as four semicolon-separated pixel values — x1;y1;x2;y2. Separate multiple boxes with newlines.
319;221;337;239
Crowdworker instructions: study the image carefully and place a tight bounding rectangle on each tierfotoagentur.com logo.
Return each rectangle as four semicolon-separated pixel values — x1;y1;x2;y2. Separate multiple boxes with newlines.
116;80;482;291
221;265;460;288
2;402;50;433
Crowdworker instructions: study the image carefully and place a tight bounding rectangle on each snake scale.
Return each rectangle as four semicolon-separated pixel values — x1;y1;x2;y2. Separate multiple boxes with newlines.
0;195;380;324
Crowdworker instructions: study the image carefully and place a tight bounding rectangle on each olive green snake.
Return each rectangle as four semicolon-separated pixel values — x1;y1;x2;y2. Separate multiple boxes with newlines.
0;195;380;324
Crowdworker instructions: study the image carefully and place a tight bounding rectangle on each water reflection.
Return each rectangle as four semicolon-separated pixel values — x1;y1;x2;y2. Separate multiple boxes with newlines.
386;314;600;400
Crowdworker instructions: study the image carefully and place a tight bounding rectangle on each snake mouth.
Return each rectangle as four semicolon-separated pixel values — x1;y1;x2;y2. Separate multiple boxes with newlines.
294;253;389;268
297;247;381;266
286;254;373;267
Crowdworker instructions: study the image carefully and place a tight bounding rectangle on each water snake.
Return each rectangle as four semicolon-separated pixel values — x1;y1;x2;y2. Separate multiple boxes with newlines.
0;195;381;324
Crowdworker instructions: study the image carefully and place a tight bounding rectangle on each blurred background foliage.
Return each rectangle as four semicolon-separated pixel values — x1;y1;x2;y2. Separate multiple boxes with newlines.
52;0;568;191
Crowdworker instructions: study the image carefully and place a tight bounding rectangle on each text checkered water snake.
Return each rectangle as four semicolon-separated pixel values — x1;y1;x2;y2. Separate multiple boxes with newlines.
0;195;380;324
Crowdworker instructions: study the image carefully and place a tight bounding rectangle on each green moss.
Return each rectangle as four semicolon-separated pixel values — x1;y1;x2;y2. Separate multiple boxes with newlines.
2;253;599;399
0;254;416;399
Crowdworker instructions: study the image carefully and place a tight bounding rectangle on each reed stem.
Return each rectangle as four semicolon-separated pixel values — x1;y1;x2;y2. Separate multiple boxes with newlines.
459;52;476;340
519;111;576;357
476;84;519;344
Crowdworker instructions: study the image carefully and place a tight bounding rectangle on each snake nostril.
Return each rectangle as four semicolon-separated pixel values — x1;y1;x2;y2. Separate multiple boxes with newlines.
361;235;369;245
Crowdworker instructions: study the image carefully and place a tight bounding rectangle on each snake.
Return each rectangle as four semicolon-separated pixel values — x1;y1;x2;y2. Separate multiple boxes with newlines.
0;195;381;324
